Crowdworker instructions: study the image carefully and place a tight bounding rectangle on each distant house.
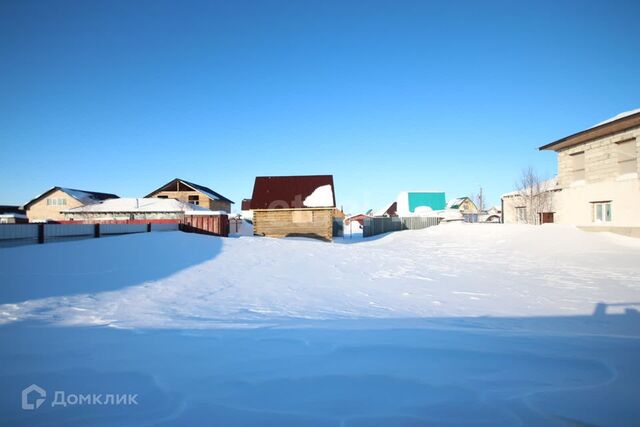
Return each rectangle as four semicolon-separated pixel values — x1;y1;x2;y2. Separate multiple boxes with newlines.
501;178;559;224
250;175;336;241
345;213;371;227
0;205;28;224
374;201;398;217
146;178;234;213
396;191;446;216
62;198;212;222
23;187;119;222
446;197;478;214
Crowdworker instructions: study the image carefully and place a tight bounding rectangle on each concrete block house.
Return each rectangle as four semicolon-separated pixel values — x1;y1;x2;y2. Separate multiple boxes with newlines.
146;178;234;213
249;175;337;241
503;109;640;237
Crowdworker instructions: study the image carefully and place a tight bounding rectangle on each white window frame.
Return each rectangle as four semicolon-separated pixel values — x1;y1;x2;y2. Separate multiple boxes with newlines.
592;201;612;223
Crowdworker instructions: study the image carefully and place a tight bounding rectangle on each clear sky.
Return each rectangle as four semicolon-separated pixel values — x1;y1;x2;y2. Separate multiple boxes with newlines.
1;0;638;213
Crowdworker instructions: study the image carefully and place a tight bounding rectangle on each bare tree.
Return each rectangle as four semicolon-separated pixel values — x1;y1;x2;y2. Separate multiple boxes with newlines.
515;167;553;224
472;187;485;212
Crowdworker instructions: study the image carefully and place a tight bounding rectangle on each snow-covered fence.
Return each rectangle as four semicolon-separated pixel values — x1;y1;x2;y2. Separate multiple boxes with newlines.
363;216;440;238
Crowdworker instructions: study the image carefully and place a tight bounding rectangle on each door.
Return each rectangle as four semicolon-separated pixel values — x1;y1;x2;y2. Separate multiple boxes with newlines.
539;212;554;224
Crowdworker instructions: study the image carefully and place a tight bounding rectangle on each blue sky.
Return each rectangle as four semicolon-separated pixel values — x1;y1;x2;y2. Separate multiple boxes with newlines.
1;0;638;212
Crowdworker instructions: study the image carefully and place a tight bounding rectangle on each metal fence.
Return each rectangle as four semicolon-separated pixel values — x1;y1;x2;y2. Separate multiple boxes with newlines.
362;216;441;238
332;218;344;238
0;222;179;248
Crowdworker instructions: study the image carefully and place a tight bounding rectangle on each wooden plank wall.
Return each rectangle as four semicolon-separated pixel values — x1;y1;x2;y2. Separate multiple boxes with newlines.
253;209;333;241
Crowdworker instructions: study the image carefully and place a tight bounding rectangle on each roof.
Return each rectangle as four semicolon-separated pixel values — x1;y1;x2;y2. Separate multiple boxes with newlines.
539;109;640;151
145;178;234;204
373;201;397;217
23;187;119;209
250;175;336;210
63;198;211;213
241;199;252;211
406;191;446;212
501;177;560;198
0;205;25;215
446;197;472;209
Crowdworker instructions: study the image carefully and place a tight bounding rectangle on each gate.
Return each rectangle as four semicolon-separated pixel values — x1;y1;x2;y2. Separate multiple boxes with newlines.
180;214;229;237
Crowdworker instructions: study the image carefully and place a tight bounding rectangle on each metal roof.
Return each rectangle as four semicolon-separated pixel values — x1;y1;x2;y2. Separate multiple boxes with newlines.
23;187;119;209
250;175;336;210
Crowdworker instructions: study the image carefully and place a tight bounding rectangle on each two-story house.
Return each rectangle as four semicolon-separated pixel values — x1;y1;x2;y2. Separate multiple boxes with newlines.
540;109;639;236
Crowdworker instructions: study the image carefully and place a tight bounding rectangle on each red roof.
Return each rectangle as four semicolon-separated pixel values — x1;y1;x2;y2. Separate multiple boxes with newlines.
250;175;336;210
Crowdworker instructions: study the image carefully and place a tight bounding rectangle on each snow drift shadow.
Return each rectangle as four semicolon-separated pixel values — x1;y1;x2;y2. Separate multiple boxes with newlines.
1;306;640;426
0;232;223;304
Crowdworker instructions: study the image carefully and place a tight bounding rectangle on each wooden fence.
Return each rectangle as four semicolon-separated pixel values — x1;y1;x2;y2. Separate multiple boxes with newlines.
362;216;441;238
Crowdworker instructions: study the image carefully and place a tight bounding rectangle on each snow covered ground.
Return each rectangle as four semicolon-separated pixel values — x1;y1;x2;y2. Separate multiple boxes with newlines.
1;224;640;426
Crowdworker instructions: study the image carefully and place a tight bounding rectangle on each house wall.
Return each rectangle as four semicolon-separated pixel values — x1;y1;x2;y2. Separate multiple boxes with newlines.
26;189;84;222
253;208;334;241
459;199;478;213
147;190;231;213
502;195;526;224
554;127;639;230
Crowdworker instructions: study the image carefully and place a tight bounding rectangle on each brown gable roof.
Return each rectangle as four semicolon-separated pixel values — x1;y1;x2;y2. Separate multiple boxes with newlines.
145;178;234;204
250;175;336;210
539;110;640;152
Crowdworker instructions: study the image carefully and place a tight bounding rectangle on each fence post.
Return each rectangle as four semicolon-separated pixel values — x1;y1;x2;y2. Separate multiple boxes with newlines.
94;223;100;238
38;223;45;244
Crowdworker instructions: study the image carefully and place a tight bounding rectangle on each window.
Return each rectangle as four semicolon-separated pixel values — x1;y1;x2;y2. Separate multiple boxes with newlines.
515;207;527;223
616;139;637;175
188;195;199;205
592;201;612;223
157;195;169;199
570;151;585;181
292;210;313;223
46;198;66;206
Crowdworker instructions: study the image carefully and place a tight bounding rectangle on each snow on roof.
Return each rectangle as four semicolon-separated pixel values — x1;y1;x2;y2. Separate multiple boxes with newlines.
0;213;27;219
591;108;640;128
446;197;466;209
501;177;559;198
60;188;118;205
250;175;336;209
23;187;119;209
63;198;211;213
303;185;334;208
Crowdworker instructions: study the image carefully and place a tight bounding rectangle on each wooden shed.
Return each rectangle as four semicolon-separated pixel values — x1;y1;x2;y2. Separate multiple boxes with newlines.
250;175;336;241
